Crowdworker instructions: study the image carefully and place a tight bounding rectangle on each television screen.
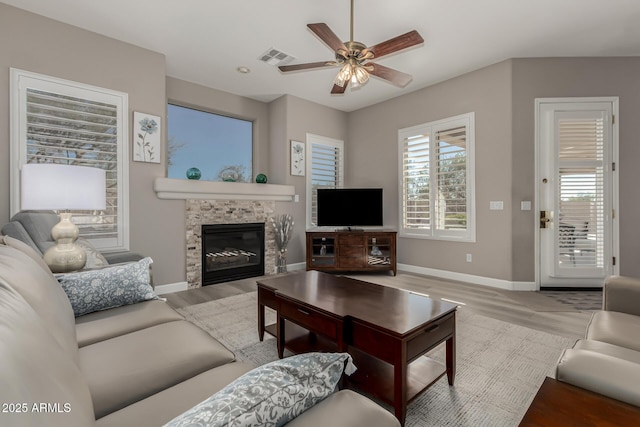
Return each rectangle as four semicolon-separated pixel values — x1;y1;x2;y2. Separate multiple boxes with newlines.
317;188;383;227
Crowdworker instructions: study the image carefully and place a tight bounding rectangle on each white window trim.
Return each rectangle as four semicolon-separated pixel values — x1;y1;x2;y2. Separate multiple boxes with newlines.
398;112;476;242
305;133;344;229
10;68;130;252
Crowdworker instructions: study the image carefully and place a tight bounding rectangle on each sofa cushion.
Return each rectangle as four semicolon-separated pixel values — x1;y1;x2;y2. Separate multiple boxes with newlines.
573;339;640;364
0;278;96;427
586;311;640;352
164;352;356;427
95;362;254;427
0;237;79;364
556;348;640;407
76;299;184;347
1;234;53;275
57;257;157;317
80;320;236;419
286;390;400;427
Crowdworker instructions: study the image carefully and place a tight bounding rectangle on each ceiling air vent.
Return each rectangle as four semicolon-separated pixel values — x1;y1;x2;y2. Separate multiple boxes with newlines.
259;48;295;66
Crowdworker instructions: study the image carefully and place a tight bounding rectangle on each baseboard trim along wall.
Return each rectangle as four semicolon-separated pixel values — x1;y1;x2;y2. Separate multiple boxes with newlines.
154;281;188;295
397;263;537;291
156;264;534;294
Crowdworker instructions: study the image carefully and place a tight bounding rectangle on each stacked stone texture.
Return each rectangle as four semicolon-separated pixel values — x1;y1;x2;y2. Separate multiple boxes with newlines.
185;199;276;288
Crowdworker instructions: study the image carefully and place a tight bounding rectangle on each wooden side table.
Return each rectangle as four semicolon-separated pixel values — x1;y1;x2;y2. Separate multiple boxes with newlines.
519;377;640;426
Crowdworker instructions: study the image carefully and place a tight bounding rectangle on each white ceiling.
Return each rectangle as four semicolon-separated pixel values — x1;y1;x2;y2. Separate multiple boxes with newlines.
5;0;640;112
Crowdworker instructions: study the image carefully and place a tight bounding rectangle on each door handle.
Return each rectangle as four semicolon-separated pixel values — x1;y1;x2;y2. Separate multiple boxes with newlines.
540;211;551;229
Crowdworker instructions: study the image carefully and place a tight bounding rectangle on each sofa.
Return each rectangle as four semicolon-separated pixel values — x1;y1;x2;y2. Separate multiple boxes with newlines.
2;211;143;266
555;275;640;406
0;235;400;427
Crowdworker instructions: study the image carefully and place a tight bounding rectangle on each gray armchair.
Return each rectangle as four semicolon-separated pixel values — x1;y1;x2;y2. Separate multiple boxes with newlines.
1;211;143;267
555;275;640;407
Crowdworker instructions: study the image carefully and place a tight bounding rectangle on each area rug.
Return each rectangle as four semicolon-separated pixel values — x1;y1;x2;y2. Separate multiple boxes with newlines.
178;292;576;427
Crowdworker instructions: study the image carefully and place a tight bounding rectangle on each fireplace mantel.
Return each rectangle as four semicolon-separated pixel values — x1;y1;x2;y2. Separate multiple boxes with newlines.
154;178;295;201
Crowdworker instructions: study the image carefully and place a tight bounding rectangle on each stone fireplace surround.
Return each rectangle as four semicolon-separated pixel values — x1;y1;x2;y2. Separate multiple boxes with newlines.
186;199;277;289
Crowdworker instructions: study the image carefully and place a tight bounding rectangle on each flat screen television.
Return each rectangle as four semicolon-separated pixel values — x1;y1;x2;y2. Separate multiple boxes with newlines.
317;188;383;228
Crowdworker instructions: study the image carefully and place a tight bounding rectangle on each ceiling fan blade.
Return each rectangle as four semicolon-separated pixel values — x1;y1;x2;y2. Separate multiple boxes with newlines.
279;61;336;72
331;83;348;94
365;30;424;59
368;63;413;87
308;23;348;53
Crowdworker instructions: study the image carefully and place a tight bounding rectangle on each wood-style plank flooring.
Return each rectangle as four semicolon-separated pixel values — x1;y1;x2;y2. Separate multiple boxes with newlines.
165;270;594;339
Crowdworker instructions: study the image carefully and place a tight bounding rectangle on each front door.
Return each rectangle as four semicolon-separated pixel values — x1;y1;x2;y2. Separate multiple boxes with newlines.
537;98;619;287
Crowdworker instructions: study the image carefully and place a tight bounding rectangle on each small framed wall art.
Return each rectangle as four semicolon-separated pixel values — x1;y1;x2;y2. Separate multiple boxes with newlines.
291;140;305;176
133;112;161;163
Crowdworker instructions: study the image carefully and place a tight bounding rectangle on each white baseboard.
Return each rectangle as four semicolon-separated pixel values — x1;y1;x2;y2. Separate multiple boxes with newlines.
154;281;188;295
286;262;307;271
156;263;533;295
397;263;537;291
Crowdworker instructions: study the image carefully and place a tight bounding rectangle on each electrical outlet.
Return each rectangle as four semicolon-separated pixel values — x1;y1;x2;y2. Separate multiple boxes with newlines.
466;253;472;262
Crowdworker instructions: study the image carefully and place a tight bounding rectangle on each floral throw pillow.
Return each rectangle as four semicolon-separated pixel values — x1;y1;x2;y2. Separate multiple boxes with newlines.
164;352;357;427
56;257;156;317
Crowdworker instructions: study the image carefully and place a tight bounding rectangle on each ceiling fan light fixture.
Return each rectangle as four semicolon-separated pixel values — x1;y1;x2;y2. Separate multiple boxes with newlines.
334;63;352;87
353;65;369;85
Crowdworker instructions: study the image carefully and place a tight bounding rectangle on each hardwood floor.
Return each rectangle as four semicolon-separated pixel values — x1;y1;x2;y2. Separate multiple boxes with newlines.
165;270;594;339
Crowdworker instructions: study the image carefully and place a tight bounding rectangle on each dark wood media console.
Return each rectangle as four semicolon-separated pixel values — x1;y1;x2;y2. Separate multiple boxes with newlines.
306;230;397;275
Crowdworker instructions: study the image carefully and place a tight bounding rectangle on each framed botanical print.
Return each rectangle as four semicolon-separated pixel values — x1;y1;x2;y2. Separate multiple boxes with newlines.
291;140;305;176
133;112;161;163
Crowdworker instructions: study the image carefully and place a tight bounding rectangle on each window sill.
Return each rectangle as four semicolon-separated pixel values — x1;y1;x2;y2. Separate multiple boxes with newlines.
154;178;295;201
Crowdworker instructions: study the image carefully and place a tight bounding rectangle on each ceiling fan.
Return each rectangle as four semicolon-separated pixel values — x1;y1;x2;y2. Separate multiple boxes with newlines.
278;0;424;94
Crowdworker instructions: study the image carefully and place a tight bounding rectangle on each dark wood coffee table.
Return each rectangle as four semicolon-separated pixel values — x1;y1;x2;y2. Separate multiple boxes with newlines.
256;270;457;425
520;377;640;426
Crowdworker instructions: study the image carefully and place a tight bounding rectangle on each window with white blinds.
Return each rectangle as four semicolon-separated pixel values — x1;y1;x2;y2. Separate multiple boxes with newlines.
398;113;475;241
305;134;344;228
557;117;605;269
11;69;129;252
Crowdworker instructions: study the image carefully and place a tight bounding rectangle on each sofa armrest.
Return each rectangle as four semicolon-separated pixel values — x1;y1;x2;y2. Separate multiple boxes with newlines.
556;348;640;407
603;276;640;316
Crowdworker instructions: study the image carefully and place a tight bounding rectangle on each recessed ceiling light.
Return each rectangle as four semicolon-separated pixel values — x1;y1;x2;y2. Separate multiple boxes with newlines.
236;66;251;74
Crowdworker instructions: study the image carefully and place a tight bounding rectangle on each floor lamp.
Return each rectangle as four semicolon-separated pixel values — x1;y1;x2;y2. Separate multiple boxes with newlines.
21;163;106;273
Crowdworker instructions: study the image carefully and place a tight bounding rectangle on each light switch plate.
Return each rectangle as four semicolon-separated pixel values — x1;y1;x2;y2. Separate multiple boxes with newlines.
521;201;532;211
489;201;504;210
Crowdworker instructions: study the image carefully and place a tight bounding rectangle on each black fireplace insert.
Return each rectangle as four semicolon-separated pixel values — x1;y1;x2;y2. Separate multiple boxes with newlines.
201;223;265;285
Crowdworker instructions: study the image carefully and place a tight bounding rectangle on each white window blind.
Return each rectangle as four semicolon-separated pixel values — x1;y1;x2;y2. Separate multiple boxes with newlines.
306;134;344;228
557;117;605;269
399;113;475;241
11;69;129;251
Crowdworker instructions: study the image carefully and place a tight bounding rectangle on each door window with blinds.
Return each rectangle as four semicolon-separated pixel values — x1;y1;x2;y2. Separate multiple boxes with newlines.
10;69;129;252
305;134;344;228
555;112;609;273
398;113;475;241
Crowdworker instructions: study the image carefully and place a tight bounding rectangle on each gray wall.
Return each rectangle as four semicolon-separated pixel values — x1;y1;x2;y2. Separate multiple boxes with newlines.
347;61;515;280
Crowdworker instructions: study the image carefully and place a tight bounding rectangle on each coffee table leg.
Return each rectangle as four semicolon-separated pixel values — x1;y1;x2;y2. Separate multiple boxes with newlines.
394;349;408;425
446;320;456;385
258;302;265;341
277;314;285;359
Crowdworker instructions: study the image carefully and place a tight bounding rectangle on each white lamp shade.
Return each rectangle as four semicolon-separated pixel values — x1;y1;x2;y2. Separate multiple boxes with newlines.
21;164;106;211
